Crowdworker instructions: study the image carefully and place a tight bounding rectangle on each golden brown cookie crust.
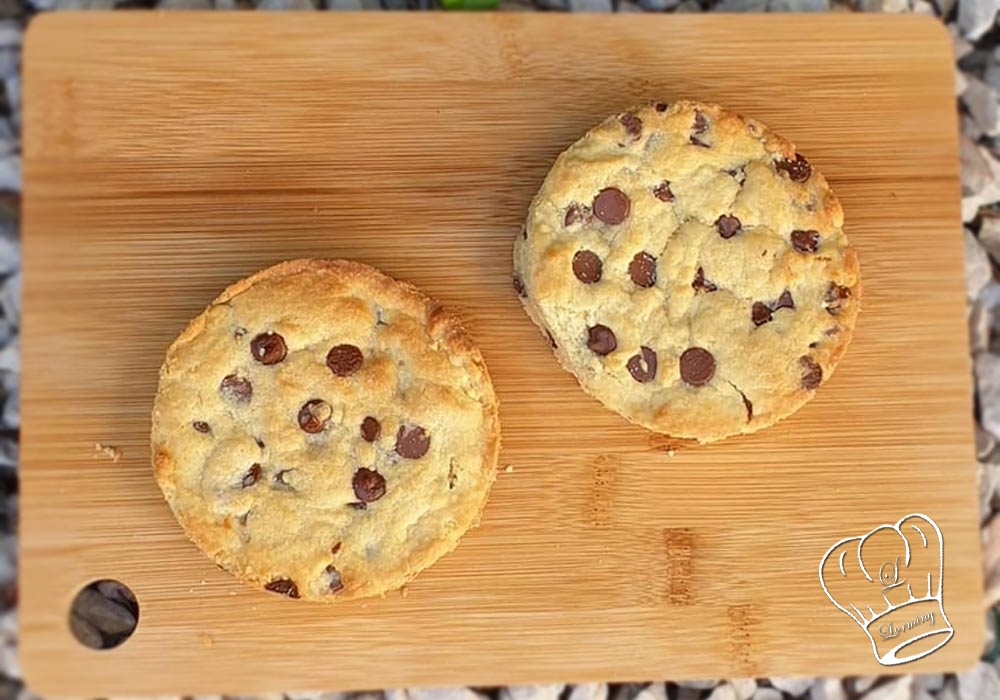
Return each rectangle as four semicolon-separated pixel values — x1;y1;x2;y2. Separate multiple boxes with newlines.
514;101;860;443
152;259;500;601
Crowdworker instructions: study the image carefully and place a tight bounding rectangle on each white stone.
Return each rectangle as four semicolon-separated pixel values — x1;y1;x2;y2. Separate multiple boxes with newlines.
677;681;719;690
502;687;566;700
751;690;783;700
913;0;935;13
810;678;846;700
0;338;18;374
257;0;316;7
961;146;1000;221
964;76;1000;136
631;684;667;700
705;685;737;700
978;353;1000;439
858;0;907;11
730;679;756;700
861;677;912;700
2;271;20;330
957;67;969;96
409;690;486;700
959;0;1000;40
0;641;19;681
914;674;946;693
3;372;18;430
567;684;608;700
0;155;18;193
971;299;991;354
958;662;1000;700
771;678;814;696
967;229;993;299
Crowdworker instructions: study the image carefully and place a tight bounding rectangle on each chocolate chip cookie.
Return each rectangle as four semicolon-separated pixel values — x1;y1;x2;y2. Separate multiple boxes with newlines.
152;260;500;601
514;101;860;442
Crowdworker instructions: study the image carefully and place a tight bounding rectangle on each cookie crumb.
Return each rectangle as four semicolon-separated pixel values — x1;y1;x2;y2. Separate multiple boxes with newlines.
504;464;514;474
400;586;409;598
93;443;122;463
200;633;215;648
667;449;675;458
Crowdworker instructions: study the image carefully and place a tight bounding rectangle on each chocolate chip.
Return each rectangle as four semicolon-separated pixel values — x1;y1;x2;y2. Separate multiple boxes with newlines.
331;542;342;555
680;347;715;386
572;250;603;284
774;290;795;310
627;346;657;383
791;229;820;253
825;326;840;336
690;111;710;147
653;181;674;202
692;267;718;293
629;252;657;288
655;102;668;112
752;302;773;327
298;399;331;434
619;113;642;139
361;416;381;443
800;356;823;390
545;330;558;349
326;567;344;593
192;421;211;433
824;282;852;315
564;204;592;227
241;463;262;488
264;579;299;599
520;224;527;240
396;425;430;459
352;467;386;503
716;215;742;239
741;393;754;421
592;188;630;225
255;437;266;449
513;273;526;297
274;468;294;489
326;344;363;377
251;332;287;365
776;154;812;183
220;374;253;403
586;324;617;356
348;502;367;510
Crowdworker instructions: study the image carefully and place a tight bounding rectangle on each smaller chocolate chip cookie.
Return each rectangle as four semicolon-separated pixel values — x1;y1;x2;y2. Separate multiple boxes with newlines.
152;260;500;601
514;101;860;442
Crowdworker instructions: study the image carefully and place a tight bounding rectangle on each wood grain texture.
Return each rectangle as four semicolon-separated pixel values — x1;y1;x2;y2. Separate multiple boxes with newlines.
20;12;980;696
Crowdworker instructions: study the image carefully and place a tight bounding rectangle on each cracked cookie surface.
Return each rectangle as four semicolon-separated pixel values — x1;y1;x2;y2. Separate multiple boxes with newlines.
152;259;500;601
514;101;860;442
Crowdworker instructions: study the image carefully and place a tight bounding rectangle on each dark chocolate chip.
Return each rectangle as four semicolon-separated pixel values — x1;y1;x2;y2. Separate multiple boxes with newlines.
326;567;344;593
241;463;262;488
655;102;668;112
255;437;266;449
396;425;431;459
653;181;674;202
776;154;812;183
193;421;211;433
824;282;852;315
220;374;253;403
361;416;381;443
741;393;754;421
348;502;367;510
592;188;630;225
791;229;820;253
572;250;603;284
627;346;657;383
800;356;823;390
692;267;718;293
564;204;592;227
297;399;331;434
629;252;657;288
752;302;773;327
680;347;715;386
586;324;617;356
774;290;795;310
716;215;742;239
545;330;558;349
251;332;287;365
264;579;299;599
352;467;386;503
692;110;709;135
619;113;643;139
331;542;342;555
513;273;526;298
326;344;363;377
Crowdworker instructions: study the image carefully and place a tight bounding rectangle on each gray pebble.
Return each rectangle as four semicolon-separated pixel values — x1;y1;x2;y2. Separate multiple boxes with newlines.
768;0;828;11
959;0;1000;40
568;0;612;9
70;612;103;648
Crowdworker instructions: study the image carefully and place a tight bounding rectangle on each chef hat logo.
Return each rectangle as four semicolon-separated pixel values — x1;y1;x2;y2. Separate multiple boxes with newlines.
819;514;953;666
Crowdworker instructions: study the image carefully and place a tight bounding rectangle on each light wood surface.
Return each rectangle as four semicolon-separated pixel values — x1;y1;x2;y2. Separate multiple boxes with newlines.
20;12;980;696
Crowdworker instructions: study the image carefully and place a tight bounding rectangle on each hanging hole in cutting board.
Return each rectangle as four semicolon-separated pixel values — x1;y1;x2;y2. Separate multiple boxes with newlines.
68;579;139;650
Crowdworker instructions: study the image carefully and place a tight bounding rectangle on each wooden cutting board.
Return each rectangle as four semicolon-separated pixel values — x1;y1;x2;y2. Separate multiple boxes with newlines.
20;12;980;696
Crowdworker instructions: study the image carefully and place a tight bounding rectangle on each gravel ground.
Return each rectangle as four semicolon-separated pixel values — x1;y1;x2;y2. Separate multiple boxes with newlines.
2;0;1000;699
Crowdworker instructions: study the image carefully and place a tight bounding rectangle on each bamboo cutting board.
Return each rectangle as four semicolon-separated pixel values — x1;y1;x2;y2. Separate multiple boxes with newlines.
21;12;980;696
